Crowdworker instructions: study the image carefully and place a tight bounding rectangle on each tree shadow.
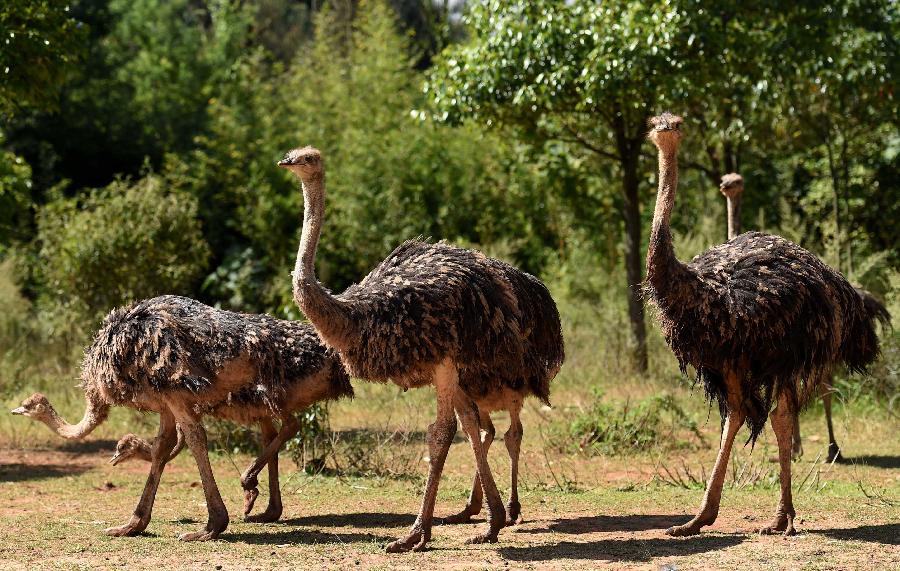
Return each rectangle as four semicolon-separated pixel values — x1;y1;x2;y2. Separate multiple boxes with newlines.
840;455;900;469
816;524;899;545
0;462;92;482
500;535;746;563
281;512;416;529
225;527;393;545
516;514;691;535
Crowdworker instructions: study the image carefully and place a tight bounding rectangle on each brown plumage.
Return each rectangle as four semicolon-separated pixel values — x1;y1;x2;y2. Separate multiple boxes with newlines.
279;146;564;551
12;295;351;538
644;112;881;537
718;173;891;461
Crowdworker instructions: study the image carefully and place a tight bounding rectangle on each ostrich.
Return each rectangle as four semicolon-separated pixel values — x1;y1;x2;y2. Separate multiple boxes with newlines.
107;356;354;525
11;295;352;539
278;146;564;552
718;173;891;461
645;113;880;536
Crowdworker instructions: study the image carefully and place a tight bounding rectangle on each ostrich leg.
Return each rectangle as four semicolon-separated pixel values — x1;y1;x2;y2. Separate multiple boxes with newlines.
386;362;458;553
454;390;506;544
667;374;746;536
106;410;178;537
241;415;300;519
760;393;798;535
791;414;803;459
504;401;524;526
176;415;229;541
243;418;290;523
820;382;842;462
443;410;494;524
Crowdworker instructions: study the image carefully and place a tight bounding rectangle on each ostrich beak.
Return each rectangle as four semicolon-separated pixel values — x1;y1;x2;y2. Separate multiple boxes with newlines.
10;407;25;415
277;158;289;167
109;452;124;465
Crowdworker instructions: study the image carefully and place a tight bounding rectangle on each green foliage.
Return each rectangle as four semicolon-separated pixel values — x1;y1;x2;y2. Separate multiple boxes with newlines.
0;0;86;113
34;174;209;325
562;390;704;456
0;134;32;250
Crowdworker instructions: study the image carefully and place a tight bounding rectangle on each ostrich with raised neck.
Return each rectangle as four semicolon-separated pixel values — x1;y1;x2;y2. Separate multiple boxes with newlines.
12;295;352;537
645;113;880;536
279;147;564;552
717;173;891;462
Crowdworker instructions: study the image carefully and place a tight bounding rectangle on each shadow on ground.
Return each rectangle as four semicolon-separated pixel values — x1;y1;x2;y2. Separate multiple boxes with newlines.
841;455;900;469
517;514;691;534
57;439;118;454
282;512;416;529
0;462;92;482
816;524;900;545
499;535;746;563
226;527;393;545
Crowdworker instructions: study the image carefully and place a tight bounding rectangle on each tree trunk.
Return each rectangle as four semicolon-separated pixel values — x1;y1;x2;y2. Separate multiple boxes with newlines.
613;113;648;372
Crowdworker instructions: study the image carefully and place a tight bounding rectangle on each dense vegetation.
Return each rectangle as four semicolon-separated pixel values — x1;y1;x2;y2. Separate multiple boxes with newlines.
0;1;897;428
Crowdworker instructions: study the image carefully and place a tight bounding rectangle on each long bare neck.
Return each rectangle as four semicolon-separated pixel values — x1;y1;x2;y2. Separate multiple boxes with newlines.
291;174;357;350
646;143;685;288
41;397;109;440
726;193;742;240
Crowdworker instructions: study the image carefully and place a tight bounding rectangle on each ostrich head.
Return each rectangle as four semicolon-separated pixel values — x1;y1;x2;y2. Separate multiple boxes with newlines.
110;434;143;466
277;146;323;182
10;393;52;420
719;173;744;199
647;112;684;152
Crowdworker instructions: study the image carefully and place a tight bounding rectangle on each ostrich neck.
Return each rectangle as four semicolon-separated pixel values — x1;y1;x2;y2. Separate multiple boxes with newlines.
646;144;686;289
726;194;742;240
43;397;108;440
291;174;357;350
295;174;325;284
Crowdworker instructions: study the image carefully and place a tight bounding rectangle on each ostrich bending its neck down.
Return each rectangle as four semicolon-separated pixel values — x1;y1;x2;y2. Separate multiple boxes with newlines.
278;147;564;552
12;296;352;538
718;173;890;461
646;113;880;536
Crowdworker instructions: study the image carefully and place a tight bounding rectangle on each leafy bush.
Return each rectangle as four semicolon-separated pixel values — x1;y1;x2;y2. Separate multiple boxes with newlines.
562;390;705;455
34;174;209;325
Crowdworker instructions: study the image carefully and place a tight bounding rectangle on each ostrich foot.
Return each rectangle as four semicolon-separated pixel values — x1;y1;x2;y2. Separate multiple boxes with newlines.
105;519;147;537
243;488;260;516
505;501;523;526
179;515;228;542
443;505;480;524
385;527;428;553
758;514;796;536
826;442;843;463
665;515;712;537
465;529;499;545
244;505;282;524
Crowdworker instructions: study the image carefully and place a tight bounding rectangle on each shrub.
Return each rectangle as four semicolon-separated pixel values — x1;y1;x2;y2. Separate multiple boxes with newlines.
33;174;209;325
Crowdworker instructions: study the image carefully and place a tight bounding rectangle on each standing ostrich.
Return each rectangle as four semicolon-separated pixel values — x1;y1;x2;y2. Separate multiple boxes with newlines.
645;113;880;536
108;346;353;525
718;173;891;461
278;147;564;552
12;295;352;539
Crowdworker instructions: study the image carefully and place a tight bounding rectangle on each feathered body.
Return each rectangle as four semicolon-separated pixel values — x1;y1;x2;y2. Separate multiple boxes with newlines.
83;295;352;416
647;230;879;440
301;240;564;403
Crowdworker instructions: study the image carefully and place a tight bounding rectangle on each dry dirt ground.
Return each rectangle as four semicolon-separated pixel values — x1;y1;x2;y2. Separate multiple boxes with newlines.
0;409;897;571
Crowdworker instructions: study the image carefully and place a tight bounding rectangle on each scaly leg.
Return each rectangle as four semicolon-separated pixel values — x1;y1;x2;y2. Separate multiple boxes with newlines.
175;415;229;541
242;415;299;519
504;401;524;526
454;390;506;545
244;418;287;523
820;382;842;462
386;361;458;553
443;410;494;524
760;392;798;536
791;412;803;459
667;395;745;536
106;410;178;537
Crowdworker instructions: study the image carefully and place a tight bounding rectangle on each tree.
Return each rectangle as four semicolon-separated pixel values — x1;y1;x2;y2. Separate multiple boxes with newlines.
0;0;86;114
